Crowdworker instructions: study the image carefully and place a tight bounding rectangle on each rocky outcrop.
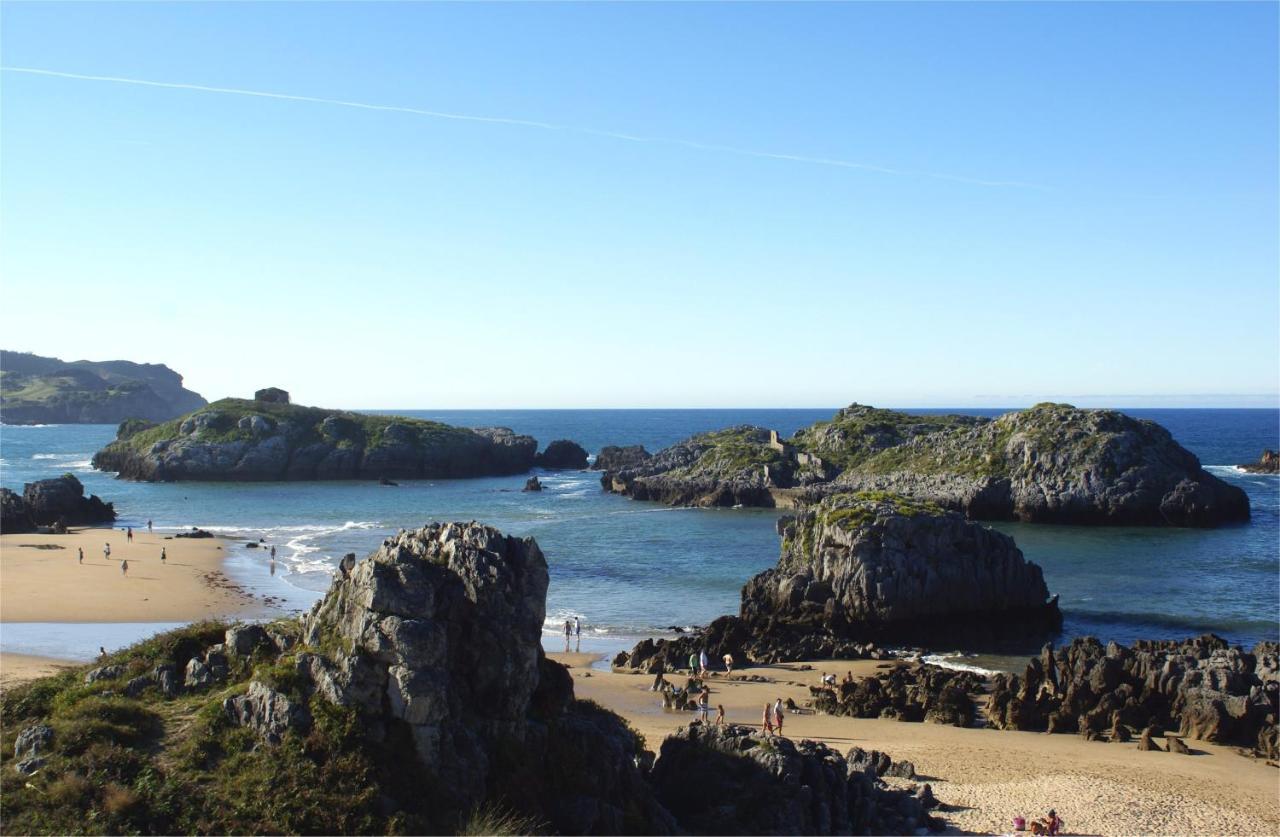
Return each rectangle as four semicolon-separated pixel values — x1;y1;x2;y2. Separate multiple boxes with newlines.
812;664;985;727
986;635;1279;758
1238;449;1279;474
536;439;589;470
0;474;116;533
747;493;1061;648
523;476;543;492
236;521;677;833
649;724;945;835
0;350;206;425
603;403;1250;528
592;445;652;472
91;398;538;481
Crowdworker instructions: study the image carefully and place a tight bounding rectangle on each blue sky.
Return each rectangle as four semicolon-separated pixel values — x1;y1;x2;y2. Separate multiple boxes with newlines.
2;2;1276;408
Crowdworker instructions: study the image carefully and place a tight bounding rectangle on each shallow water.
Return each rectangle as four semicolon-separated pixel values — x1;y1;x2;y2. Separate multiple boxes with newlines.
2;408;1276;663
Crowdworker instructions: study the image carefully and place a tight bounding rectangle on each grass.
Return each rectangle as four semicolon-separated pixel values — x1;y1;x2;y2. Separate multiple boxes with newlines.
458;803;545;836
669;426;782;478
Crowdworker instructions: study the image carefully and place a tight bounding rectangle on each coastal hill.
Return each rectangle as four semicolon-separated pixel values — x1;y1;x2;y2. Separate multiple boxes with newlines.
0;350;206;425
91;389;537;481
602;403;1251;527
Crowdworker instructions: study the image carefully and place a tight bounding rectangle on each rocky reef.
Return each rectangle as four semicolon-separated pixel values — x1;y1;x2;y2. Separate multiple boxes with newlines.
0;474;116;534
591;444;652;472
535;439;589;470
986;635;1279;759
1238;449;1278;474
602;403;1250;527
91;393;537;481
0;350;206;425
810;664;986;727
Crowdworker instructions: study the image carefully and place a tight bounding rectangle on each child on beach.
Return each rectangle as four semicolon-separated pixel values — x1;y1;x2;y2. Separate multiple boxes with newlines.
762;703;775;737
715;704;725;726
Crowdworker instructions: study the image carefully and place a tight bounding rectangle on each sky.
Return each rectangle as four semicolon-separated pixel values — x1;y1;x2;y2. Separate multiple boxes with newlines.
1;2;1277;409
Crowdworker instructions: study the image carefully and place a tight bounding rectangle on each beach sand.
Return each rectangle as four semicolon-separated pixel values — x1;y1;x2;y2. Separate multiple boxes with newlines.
0;652;77;690
550;653;1280;836
1;528;276;623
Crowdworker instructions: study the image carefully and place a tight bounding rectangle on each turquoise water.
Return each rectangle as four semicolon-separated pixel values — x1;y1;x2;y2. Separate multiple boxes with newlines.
2;408;1276;661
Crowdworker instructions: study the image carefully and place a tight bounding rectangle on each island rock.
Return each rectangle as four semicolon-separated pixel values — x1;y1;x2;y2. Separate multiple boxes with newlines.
603;403;1250;528
1238;449;1278;474
91;397;538;482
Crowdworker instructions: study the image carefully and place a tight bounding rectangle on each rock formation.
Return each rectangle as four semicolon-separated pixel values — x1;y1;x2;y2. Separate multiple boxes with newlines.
592;444;652;472
744;492;1062;647
91;397;538;481
1238;449;1278;474
0;349;206;425
811;664;986;727
986;635;1278;759
648;724;945;835
614;492;1060;670
535;439;589;470
0;474;116;533
602;403;1250;528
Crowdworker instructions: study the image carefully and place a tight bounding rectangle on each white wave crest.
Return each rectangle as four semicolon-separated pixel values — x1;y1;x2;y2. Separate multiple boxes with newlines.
921;654;999;676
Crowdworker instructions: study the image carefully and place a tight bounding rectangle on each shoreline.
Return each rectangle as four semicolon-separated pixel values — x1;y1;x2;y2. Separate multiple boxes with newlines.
549;651;1280;836
0;527;285;623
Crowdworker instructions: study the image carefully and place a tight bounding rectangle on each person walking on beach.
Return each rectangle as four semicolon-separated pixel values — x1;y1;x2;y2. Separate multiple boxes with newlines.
723;652;734;676
762;703;775;737
126;527;133;543
715;704;726;726
688;652;699;677
120;559;129;576
270;545;276;560
699;649;709;677
698;687;711;722
78;547;83;564
574;616;581;638
104;542;111;560
160;547;166;564
147;519;153;533
773;698;785;738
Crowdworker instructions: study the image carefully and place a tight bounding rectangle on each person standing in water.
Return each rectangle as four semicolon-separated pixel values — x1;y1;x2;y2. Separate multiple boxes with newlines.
270;545;277;560
574;616;581;638
147;519;153;533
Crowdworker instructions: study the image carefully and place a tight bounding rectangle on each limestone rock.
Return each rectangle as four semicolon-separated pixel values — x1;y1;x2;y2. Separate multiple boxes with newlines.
3;474;116;533
225;624;272;657
84;664;125;685
536;439;588;470
224;680;311;744
591;445;651;472
13;724;52;760
1238;449;1279;474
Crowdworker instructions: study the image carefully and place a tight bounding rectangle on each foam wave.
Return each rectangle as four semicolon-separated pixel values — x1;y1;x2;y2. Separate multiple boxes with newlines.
920;654;1000;676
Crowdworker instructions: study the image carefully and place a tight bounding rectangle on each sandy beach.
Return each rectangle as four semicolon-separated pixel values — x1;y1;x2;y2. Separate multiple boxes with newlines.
0;527;277;623
549;653;1280;836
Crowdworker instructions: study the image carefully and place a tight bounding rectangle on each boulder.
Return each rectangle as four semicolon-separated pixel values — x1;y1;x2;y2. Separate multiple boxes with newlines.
225;624;273;657
0;488;32;534
84;664;125;685
13;724;53;760
536;439;589;470
224;680;311;744
523;476;543;492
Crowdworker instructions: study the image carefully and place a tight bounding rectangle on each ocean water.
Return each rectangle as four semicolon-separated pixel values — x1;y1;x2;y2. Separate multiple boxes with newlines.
1;408;1277;663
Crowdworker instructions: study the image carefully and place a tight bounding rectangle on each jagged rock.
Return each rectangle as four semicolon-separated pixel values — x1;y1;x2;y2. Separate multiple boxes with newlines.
254;387;290;404
225;624;272;657
13;757;46;775
224;680;311;744
184;647;229;689
987;635;1278;758
1238;449;1279;474
155;664;180;698
2;475;115;533
745;492;1061;648
815;666;983;727
295;522;674;832
1138;726;1162;751
648;724;942;835
536;439;588;470
1166;735;1191;754
124;675;154;698
603;403;1249;528
84;664;125;685
591;445;652;472
13;724;52;760
174;527;214;538
523;476;543;492
92;398;538;481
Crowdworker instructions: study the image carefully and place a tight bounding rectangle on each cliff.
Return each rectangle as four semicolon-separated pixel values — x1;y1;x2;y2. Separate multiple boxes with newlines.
0;350;206;425
91;394;537;481
602;403;1251;527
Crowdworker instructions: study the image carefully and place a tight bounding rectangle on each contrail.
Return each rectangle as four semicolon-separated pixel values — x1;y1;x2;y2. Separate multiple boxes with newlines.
1;66;1042;189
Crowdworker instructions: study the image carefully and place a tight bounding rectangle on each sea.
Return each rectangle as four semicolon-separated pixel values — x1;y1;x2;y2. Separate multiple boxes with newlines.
2;408;1277;670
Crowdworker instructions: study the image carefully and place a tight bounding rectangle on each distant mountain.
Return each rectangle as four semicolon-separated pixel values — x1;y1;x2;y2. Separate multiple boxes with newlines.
0;350;207;425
